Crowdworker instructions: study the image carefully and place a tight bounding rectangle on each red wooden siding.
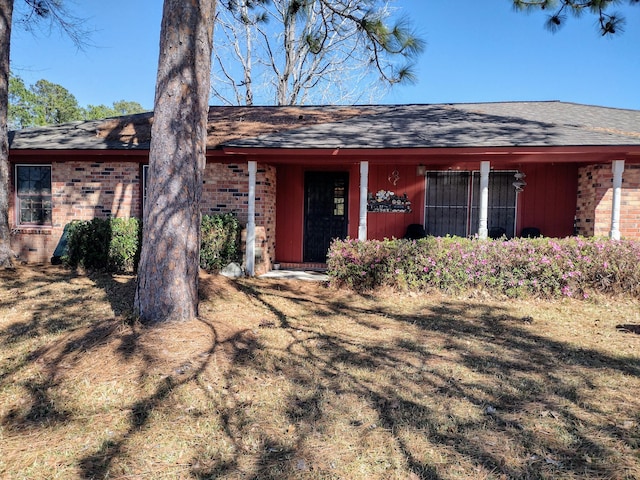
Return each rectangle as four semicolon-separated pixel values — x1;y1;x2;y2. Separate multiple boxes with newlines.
366;164;425;240
275;163;360;263
517;163;578;238
275;166;304;262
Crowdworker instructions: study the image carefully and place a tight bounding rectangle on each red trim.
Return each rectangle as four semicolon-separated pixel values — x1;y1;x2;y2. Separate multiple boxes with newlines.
220;145;640;164
11;145;640;166
9;150;148;161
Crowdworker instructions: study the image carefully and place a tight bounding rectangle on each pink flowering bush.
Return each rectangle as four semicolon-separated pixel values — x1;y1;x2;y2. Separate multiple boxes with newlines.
327;236;640;298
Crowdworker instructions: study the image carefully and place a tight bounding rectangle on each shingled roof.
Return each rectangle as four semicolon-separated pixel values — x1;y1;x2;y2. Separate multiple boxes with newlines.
8;101;640;151
7;106;370;151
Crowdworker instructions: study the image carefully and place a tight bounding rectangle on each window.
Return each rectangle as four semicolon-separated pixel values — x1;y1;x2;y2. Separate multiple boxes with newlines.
425;171;470;237
470;171;517;238
142;164;149;207
425;170;517;237
15;165;52;226
333;184;345;216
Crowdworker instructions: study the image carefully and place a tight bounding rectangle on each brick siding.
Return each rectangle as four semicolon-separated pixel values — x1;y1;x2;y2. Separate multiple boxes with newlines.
576;164;640;238
201;163;276;274
10;160;277;272
10;161;142;263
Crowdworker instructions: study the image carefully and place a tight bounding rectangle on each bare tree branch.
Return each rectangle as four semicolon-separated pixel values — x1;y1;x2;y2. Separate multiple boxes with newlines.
212;0;424;105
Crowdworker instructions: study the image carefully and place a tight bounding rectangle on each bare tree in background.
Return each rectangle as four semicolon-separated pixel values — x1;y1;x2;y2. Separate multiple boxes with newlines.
212;0;424;105
134;0;216;323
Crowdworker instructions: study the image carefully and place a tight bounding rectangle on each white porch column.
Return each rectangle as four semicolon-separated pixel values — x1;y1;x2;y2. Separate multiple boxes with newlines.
246;161;257;275
478;161;490;240
358;161;369;241
610;160;625;241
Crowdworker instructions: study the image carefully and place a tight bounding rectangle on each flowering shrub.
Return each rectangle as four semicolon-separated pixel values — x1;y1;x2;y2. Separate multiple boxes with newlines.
327;236;640;298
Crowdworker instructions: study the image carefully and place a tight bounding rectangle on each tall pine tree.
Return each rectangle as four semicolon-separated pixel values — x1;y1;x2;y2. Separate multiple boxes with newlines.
134;0;216;323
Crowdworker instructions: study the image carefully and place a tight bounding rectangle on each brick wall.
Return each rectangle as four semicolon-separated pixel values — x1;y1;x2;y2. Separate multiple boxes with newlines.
10;161;142;263
619;165;640;238
257;165;277;273
576;163;640;238
10;160;278;272
201;163;277;274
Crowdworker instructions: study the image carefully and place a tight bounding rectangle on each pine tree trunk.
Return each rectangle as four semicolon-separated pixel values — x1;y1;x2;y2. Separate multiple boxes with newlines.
135;0;216;323
0;0;15;268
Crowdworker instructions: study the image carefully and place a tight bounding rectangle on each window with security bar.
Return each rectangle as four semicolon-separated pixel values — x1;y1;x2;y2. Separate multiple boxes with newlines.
425;171;517;238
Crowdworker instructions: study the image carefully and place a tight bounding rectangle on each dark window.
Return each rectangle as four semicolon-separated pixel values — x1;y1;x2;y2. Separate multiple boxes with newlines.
425;171;470;237
16;165;52;226
470;171;517;238
142;164;149;207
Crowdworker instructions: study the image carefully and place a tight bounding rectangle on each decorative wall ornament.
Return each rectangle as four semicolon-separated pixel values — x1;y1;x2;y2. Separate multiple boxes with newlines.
367;190;412;213
388;169;400;186
513;172;527;192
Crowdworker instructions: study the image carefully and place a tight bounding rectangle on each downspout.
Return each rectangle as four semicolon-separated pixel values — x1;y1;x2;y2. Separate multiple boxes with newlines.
246;161;257;275
478;161;490;240
359;161;369;241
610;159;624;241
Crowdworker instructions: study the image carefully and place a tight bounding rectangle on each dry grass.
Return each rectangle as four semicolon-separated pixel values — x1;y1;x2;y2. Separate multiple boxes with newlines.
1;265;639;479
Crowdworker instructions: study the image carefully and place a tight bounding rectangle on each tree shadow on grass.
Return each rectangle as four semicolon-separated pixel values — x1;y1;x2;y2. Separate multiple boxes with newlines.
617;324;640;335
2;269;639;479
204;280;640;479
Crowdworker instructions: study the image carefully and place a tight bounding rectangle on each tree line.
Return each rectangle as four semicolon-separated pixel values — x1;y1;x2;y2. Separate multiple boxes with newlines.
9;73;145;129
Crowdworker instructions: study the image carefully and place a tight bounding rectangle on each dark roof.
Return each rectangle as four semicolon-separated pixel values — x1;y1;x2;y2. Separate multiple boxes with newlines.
225;102;640;149
9;101;640;151
7;106;369;151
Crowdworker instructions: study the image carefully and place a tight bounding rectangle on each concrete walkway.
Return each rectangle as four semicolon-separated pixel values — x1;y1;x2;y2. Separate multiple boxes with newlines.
259;269;329;281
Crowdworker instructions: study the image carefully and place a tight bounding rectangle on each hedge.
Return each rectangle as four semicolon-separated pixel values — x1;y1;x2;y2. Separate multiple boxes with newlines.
327;236;640;298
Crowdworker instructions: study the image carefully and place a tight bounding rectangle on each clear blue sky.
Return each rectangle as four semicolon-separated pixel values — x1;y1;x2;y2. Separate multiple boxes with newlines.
9;0;640;111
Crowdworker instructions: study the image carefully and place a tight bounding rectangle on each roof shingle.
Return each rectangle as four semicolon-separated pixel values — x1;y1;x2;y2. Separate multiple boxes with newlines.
9;101;640;151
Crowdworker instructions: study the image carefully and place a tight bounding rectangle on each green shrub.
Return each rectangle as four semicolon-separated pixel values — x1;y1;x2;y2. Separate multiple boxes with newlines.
64;218;112;271
200;213;241;272
62;214;241;274
108;218;141;272
328;236;640;298
63;218;141;273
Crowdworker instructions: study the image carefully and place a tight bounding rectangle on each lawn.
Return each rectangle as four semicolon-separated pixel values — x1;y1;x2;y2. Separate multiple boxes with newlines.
1;266;639;479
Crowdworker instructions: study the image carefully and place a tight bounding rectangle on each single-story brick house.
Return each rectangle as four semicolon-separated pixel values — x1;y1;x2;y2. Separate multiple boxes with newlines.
8;101;640;274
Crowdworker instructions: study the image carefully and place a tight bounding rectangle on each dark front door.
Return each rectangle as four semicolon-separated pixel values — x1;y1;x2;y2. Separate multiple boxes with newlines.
304;172;349;262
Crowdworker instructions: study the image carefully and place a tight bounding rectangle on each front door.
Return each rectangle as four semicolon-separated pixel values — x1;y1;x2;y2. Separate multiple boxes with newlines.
303;172;349;262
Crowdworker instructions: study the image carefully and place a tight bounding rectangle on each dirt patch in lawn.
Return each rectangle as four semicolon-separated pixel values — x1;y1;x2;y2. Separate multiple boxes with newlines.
1;265;639;479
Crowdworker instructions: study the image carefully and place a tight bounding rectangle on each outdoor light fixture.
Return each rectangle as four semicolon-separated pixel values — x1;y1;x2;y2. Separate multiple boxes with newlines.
416;165;426;176
513;172;527;192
